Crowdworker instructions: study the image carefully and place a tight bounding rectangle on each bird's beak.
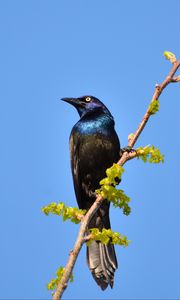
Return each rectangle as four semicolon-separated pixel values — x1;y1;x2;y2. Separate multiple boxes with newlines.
61;97;76;104
61;97;84;108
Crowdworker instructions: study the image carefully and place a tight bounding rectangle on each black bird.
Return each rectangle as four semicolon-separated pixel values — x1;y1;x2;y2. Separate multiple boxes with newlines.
62;95;121;290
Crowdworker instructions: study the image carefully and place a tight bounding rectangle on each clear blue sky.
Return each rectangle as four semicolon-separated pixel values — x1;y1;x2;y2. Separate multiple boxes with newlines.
1;1;180;299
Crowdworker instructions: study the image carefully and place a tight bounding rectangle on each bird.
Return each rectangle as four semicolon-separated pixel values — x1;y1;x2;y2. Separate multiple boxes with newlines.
61;95;121;290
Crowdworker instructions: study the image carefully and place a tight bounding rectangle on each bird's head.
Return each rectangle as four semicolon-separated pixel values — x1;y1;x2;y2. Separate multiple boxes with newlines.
61;95;111;118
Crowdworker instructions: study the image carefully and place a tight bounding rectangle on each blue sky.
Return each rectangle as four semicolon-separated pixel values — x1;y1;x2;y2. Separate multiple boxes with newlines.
1;1;180;299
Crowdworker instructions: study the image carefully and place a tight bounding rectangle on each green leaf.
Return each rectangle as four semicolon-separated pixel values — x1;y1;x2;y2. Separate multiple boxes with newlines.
148;99;160;115
106;163;124;182
163;51;176;63
98;186;131;215
42;202;86;223
137;145;164;164
97;163;131;215
47;266;74;291
99;163;124;186
88;228;130;247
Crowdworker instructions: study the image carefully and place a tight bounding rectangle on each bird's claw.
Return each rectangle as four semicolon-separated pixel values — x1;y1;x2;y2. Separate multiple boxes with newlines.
120;146;136;157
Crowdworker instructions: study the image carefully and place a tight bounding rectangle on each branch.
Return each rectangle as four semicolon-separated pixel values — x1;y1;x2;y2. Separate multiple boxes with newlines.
52;54;180;300
118;58;180;166
52;195;103;299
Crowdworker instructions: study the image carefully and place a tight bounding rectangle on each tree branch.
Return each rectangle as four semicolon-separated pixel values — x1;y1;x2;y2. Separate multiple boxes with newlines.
52;56;180;300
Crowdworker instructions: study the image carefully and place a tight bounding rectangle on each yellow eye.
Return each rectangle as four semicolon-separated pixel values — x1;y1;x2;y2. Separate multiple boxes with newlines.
85;97;91;102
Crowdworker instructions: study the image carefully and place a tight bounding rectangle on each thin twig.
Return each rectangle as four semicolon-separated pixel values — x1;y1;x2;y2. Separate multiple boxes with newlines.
52;58;180;300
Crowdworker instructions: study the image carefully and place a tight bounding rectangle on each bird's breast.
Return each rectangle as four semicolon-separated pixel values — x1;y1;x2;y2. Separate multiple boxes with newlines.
74;115;113;136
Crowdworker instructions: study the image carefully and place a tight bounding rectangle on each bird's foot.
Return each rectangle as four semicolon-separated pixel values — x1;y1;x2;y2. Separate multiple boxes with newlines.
120;146;136;157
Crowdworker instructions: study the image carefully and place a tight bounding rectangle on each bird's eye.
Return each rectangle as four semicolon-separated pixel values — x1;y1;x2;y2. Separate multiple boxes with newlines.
85;97;91;102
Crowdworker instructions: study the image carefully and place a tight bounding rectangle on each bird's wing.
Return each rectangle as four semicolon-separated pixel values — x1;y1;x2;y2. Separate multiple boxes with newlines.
69;129;84;208
70;129;120;210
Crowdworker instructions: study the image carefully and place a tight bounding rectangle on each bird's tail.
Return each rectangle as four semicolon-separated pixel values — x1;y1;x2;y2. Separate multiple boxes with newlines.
86;240;118;290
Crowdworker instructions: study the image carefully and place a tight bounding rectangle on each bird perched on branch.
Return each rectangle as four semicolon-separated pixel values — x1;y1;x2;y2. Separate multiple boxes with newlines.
62;95;120;290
